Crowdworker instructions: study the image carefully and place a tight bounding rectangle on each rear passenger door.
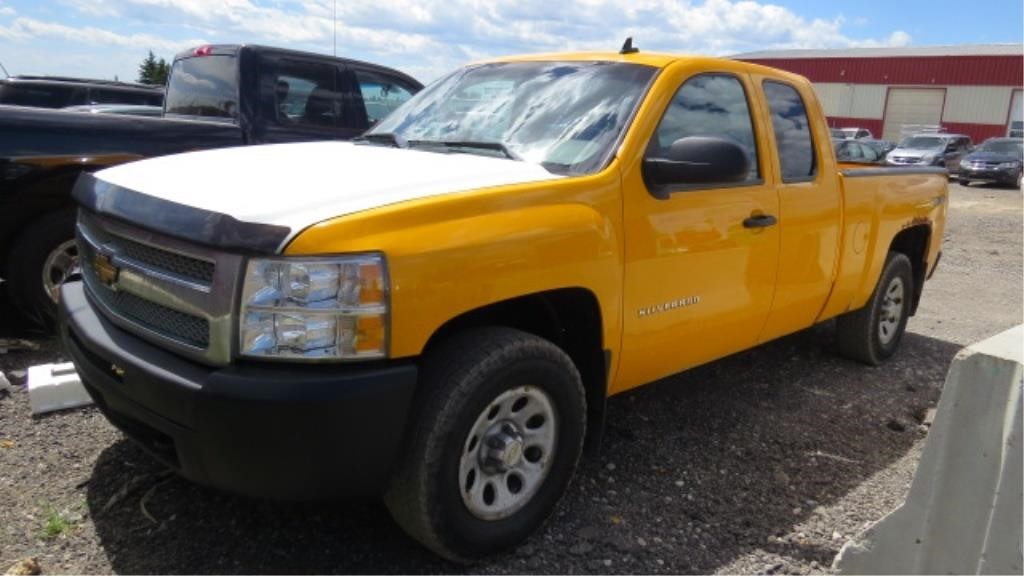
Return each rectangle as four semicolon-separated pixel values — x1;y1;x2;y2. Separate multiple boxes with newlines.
258;55;363;143
754;78;842;342
617;70;780;392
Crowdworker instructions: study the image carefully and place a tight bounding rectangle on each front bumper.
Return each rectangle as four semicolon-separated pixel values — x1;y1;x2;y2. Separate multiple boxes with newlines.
59;281;418;500
958;167;1019;183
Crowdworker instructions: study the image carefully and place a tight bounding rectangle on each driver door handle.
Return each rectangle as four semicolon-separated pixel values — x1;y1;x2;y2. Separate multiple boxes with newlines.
743;214;777;229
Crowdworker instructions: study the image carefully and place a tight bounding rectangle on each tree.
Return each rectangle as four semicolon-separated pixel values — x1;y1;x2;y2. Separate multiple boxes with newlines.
137;51;171;85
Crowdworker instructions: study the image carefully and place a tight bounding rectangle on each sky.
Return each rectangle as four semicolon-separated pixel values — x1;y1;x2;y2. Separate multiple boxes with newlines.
0;0;1021;84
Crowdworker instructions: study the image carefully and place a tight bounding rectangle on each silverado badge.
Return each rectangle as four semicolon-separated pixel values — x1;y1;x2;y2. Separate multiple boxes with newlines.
637;296;701;317
94;253;120;288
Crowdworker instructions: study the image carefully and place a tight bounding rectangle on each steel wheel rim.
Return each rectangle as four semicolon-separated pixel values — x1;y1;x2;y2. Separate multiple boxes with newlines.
878;276;905;345
459;385;557;521
42;239;79;303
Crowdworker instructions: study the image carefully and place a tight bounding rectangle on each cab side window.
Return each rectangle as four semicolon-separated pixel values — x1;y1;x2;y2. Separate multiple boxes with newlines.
764;81;816;182
267;59;342;129
352;69;416;127
649;73;760;183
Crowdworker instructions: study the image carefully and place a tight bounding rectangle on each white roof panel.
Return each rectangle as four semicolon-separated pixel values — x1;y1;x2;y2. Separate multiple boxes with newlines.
734;44;1023;60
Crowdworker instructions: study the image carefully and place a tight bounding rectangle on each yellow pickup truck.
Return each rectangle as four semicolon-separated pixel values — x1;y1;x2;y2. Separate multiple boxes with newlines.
59;47;946;561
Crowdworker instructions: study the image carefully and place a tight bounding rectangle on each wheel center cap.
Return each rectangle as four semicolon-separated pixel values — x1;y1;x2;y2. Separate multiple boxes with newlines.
501;440;523;467
481;422;524;472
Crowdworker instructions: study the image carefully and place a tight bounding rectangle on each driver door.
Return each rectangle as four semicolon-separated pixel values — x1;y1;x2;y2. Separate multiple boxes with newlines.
615;70;780;393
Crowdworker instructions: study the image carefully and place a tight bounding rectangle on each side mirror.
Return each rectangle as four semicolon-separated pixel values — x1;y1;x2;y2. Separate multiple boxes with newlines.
643;136;751;199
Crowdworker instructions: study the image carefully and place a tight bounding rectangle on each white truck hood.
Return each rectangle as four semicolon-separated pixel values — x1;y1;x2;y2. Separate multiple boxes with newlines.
95;141;563;242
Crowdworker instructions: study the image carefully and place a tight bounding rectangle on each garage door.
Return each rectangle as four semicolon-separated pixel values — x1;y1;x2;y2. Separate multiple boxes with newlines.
882;88;945;142
1008;91;1023;138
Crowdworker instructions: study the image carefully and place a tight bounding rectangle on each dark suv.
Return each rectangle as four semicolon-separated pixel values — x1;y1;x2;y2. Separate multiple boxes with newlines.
0;76;163;109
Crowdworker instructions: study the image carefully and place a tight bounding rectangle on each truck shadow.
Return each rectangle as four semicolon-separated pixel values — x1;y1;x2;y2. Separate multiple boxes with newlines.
85;323;960;574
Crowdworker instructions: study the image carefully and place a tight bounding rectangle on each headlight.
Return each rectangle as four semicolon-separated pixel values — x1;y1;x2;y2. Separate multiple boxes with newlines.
239;254;387;360
920;154;936;164
998;161;1021;170
960;159;971;168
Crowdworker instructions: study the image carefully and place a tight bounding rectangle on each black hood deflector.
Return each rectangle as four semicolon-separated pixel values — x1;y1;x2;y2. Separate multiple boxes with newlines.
72;172;291;254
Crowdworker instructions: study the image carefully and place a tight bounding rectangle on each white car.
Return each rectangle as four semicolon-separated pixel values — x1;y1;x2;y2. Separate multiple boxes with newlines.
837;127;873;140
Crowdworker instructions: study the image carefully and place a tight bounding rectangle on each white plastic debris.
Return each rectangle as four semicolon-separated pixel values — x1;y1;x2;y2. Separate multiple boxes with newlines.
0;371;12;392
27;362;93;415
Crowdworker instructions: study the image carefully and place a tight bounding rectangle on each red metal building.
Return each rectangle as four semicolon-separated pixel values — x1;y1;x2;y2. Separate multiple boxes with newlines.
737;45;1023;143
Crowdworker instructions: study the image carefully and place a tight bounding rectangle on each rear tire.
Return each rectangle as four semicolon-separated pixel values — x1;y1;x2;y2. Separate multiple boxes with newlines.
5;209;77;329
837;252;914;365
385;327;586;562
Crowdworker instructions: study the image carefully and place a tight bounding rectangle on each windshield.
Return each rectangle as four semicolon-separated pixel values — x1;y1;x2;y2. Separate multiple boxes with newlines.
900;136;944;150
369;61;657;174
979;140;1023;156
164;55;239;121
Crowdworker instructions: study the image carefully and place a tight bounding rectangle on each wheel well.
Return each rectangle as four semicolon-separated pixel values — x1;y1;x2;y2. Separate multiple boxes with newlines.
889;225;930;315
423;288;608;452
1;167;87;271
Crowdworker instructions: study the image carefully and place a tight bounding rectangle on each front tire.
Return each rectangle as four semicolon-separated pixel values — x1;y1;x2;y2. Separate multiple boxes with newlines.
385;327;586;562
5;209;78;329
836;252;914;365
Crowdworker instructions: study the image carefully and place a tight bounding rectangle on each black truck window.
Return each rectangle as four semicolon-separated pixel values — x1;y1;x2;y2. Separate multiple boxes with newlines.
0;83;84;108
267;59;342;130
165;55;239;120
764;81;817;182
352;69;416;127
88;87;162;106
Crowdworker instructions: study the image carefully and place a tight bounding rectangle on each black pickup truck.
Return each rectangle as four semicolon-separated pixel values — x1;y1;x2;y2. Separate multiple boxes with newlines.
0;44;422;326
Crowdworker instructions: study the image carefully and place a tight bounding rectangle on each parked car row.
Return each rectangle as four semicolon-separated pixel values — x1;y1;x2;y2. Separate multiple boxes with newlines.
832;128;1023;189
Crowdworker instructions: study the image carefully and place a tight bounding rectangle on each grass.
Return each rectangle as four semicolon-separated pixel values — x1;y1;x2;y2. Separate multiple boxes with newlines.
40;503;73;539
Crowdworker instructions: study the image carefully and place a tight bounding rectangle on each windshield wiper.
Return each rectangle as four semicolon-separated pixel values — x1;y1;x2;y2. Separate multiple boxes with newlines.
407;140;523;161
355;132;408;148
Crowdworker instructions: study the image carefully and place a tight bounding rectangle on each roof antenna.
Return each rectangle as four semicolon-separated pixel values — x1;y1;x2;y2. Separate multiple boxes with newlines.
0;61;9;78
620;37;639;55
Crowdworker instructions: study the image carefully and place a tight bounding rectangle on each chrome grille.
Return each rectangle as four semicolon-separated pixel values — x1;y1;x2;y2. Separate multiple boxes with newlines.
968;161;998;169
85;277;210;348
84;222;215;283
76;211;245;366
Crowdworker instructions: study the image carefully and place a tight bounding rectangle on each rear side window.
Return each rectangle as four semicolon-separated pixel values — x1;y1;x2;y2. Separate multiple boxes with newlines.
0;83;83;108
764;81;816;181
266;59;343;129
165;55;239;120
88;88;162;106
352;69;417;127
650;73;760;182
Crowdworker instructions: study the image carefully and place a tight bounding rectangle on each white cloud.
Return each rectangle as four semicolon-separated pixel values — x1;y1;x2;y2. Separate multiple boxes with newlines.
0;6;14;16
0;17;204;52
7;0;914;82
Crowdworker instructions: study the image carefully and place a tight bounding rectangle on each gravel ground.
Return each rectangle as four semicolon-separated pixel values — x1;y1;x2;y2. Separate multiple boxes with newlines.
1;182;1020;575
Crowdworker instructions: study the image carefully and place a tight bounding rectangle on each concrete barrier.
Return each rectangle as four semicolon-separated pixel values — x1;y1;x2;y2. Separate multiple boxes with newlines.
835;325;1023;574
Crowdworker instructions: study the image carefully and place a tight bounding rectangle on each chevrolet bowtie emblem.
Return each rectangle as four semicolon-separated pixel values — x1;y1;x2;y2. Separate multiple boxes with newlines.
94;253;120;288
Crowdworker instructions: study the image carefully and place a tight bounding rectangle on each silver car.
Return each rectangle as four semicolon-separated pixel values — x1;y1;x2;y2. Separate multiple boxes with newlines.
886;133;973;174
